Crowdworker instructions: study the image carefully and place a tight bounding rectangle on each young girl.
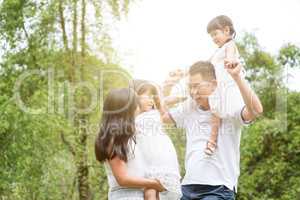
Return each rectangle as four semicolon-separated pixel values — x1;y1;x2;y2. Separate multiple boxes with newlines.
205;15;245;155
132;79;182;200
95;88;165;200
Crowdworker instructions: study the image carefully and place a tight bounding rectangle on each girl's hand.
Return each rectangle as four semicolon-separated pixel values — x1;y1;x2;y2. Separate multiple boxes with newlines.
165;69;186;85
164;96;187;107
225;60;242;79
163;69;186;96
224;58;238;69
169;69;186;78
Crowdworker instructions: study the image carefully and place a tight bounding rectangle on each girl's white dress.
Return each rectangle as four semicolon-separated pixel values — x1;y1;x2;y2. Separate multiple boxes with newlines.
209;40;245;118
135;110;182;200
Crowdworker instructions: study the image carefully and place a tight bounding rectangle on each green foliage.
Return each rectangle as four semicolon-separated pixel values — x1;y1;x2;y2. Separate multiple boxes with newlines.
0;0;133;199
235;33;300;200
237;91;300;200
278;43;300;68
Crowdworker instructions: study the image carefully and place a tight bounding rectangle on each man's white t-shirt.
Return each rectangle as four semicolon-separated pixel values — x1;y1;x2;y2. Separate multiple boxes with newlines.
169;98;250;192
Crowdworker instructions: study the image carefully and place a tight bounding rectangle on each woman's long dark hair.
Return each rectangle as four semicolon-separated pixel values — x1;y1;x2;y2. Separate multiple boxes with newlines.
95;88;138;163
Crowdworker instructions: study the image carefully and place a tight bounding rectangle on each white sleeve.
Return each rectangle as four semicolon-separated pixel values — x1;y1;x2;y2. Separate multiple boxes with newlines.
231;105;253;127
169;106;185;128
168;99;192;128
209;77;251;119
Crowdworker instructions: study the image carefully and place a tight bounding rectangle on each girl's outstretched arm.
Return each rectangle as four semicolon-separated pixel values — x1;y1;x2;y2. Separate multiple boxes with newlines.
108;157;165;191
158;69;186;125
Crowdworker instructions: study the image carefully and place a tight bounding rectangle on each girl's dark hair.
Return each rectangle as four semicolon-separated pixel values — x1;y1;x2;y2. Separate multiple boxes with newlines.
207;15;236;37
130;79;161;110
95;88;138;163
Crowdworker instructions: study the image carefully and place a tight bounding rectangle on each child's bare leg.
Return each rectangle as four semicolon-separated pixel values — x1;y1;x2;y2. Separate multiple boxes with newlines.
210;114;221;143
205;114;221;155
144;188;157;200
156;190;160;200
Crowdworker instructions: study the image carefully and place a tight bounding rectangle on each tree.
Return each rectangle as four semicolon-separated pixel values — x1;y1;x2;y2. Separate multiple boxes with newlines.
236;33;300;200
0;0;133;199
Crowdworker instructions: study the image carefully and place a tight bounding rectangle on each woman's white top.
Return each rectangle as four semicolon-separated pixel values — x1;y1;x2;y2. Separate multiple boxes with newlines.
104;140;145;200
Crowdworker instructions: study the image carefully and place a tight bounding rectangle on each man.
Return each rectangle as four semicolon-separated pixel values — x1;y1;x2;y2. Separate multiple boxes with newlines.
160;60;263;200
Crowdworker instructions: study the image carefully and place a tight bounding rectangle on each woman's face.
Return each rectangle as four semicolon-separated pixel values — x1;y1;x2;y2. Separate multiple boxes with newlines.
138;90;155;112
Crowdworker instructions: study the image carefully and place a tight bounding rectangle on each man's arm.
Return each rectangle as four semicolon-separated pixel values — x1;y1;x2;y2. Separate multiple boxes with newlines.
226;61;263;122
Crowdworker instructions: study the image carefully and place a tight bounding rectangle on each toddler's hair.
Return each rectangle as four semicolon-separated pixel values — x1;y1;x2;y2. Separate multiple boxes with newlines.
207;15;236;37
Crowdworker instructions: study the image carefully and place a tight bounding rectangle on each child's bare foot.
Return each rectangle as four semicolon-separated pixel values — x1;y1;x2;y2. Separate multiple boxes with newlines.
204;140;217;156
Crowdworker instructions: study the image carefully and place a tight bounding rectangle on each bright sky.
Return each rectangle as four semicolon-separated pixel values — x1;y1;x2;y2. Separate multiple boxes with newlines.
112;0;300;91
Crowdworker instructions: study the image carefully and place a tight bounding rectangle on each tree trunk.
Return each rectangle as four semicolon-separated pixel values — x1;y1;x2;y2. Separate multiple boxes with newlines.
76;118;90;200
76;0;90;199
58;0;69;51
80;0;86;58
72;0;78;54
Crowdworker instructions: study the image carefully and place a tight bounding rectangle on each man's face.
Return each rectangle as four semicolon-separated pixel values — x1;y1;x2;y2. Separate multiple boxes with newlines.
188;73;217;103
